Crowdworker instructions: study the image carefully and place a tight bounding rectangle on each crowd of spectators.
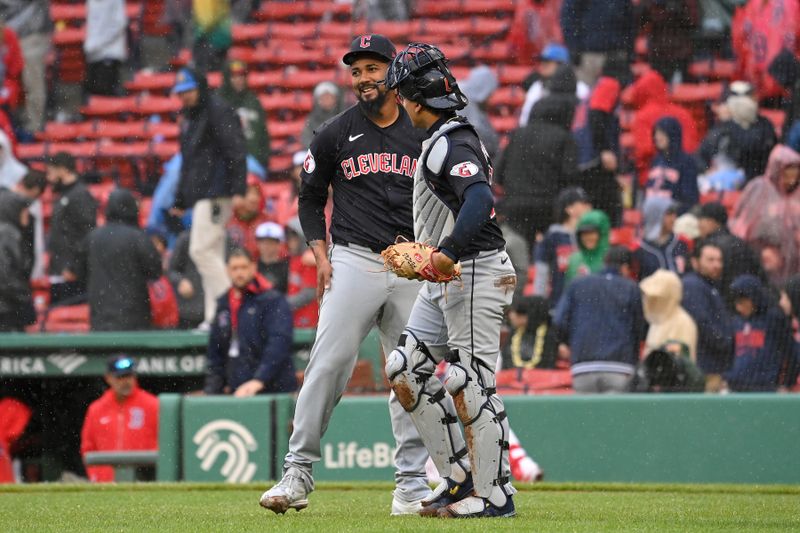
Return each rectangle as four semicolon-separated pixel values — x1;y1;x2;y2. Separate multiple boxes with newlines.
2;0;800;483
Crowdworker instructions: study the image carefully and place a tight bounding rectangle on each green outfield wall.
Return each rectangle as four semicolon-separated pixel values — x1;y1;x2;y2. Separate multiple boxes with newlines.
158;394;800;484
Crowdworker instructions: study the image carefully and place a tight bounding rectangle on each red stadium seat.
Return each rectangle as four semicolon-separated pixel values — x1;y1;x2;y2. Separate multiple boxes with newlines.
670;82;724;105
268;119;305;141
488;86;525;111
37;122;96;142
259;93;313;115
688;59;736;81
146;121;180;140
232;23;268;44
610;227;636;247
94;121;148;140
139;196;153;228
81;96;138;118
151;141;180;161
125;72;177;93
489;115;518;134
42;304;90;333
761;109;785;136
622;208;642;228
135;96;181;117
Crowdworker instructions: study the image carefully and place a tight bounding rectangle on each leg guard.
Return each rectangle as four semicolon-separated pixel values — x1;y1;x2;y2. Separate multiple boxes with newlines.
386;332;467;478
444;356;511;498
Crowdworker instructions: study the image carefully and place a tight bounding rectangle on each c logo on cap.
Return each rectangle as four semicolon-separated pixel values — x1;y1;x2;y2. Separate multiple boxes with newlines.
360;35;372;48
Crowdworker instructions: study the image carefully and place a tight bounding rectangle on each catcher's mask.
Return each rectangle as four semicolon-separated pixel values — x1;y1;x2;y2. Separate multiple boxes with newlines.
385;43;468;111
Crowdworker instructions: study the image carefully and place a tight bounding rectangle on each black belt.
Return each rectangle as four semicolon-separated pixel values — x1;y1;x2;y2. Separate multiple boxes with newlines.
459;247;505;261
332;238;386;254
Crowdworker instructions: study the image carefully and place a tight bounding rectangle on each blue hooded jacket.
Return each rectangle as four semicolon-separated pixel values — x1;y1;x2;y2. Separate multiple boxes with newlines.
725;275;793;391
681;271;734;374
554;266;646;373
645;117;699;211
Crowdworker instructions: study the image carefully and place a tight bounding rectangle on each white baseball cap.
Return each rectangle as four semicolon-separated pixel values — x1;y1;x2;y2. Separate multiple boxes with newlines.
255;221;285;242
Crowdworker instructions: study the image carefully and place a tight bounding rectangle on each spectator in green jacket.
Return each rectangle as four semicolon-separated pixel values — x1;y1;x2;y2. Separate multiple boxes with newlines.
564;209;611;286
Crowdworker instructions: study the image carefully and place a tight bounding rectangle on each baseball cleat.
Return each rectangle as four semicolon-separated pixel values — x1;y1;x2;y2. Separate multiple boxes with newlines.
259;467;309;514
438;494;516;518
390;493;425;516
418;474;474;517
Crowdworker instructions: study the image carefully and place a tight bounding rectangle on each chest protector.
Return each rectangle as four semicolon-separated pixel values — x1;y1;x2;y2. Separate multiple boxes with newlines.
414;119;489;244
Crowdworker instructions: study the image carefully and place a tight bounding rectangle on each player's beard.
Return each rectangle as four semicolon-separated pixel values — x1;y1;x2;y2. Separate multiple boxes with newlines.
357;84;389;117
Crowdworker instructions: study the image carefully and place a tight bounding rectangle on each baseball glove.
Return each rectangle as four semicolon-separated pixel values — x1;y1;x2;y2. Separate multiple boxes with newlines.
380;241;461;283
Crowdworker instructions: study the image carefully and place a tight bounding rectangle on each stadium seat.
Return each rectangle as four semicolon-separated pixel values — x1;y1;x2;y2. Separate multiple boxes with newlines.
622;208;642;227
488;86;525;112
125;72;177;93
610;227;636;247
670;82;724;105
135;96;181;117
37;122;96;142
139;196;153;228
151;141;181;161
497;65;532;86
81;96;138;118
42;303;90;333
319;21;367;40
496;368;573;394
231;23;269;44
489;115;518;134
688;59;736;81
94;121;148;140
761;109;785;136
146;121;180;140
265;21;320;40
259;93;313;116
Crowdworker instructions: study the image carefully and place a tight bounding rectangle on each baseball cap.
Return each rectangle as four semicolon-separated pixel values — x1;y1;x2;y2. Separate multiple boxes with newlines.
46;151;76;173
255;221;285;242
697;202;728;225
229;60;247;75
342;34;396;66
172;68;199;94
107;354;136;376
539;43;570;64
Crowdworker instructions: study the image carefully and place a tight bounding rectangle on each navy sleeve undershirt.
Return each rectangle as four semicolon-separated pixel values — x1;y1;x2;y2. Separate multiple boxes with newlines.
438;181;494;261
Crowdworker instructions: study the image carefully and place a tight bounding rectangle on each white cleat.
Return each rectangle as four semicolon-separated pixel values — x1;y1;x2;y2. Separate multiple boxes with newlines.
259;467;309;515
391;493;426;516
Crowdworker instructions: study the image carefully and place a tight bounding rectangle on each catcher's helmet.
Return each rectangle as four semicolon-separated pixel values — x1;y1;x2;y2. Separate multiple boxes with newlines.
385;43;468;111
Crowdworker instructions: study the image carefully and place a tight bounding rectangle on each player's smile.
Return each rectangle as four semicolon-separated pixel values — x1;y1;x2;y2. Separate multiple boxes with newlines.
358;83;380;99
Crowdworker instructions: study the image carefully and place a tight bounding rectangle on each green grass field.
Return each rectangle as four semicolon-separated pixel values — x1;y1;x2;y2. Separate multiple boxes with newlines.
2;482;799;532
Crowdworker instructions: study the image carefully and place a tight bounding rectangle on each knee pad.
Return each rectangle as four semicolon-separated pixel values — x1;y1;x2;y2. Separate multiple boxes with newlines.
385;331;436;412
444;362;494;425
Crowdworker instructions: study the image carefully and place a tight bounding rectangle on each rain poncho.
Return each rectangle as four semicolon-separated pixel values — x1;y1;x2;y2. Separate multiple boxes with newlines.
730;144;800;284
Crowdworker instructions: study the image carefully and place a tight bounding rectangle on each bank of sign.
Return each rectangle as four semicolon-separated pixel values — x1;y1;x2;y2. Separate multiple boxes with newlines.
0;354;206;376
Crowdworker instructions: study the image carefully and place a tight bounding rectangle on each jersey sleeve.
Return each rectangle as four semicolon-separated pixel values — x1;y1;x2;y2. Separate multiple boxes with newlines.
300;122;339;190
441;140;489;200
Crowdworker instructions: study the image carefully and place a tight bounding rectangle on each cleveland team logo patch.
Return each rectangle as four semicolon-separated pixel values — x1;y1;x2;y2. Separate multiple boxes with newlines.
303;149;316;173
450;161;479;177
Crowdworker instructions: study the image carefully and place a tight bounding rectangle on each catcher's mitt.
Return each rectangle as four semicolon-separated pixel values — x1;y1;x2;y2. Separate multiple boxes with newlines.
380;241;461;283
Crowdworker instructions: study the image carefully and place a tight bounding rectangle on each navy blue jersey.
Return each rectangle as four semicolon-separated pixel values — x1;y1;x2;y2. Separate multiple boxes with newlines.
298;104;426;250
423;118;505;257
